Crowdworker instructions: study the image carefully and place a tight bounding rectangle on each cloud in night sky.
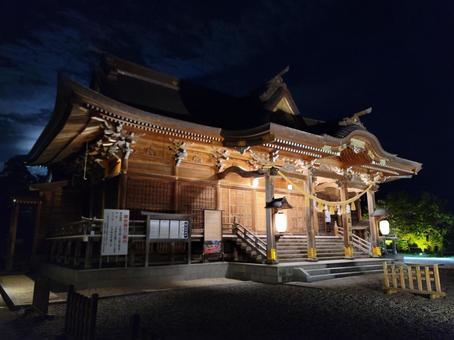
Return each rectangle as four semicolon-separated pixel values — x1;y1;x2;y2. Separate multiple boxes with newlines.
1;0;454;208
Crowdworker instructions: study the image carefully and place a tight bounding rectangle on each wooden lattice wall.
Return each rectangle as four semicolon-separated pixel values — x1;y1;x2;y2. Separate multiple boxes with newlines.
126;177;174;214
178;182;216;234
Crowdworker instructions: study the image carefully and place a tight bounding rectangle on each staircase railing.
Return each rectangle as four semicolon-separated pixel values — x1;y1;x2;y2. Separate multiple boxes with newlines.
232;222;267;258
337;226;372;255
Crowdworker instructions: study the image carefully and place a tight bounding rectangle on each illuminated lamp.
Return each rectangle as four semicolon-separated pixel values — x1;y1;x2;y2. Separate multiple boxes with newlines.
275;211;288;233
287;184;293;191
379;219;390;236
251;178;259;188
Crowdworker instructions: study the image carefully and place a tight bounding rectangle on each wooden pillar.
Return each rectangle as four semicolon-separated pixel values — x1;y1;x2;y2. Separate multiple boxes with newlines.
6;201;20;271
305;172;317;261
32;201;43;256
265;171;277;263
339;180;353;259
356;198;363;222
367;188;380;256
311;177;320;236
173;162;179;212
117;173;128;209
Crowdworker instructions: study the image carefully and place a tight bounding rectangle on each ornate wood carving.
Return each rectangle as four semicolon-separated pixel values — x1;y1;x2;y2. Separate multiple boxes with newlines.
217;166;266;180
168;140;188;166
248;148;280;170
89;118;137;176
212;148;230;172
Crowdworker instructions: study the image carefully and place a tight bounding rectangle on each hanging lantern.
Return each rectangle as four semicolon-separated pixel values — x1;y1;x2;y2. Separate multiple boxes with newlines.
351;202;356;211
324;204;328;211
346;204;351;214
329;205;335;215
337;205;342;216
275;211;288;233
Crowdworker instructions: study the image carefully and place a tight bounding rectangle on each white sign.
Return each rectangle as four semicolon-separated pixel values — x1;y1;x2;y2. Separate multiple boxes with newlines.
148;219;189;240
101;209;129;256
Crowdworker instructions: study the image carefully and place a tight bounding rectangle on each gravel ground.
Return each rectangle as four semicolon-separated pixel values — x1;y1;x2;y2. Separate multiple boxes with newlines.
1;270;454;340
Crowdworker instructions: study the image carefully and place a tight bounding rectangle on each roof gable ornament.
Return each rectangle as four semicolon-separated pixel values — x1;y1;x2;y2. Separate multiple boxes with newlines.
259;66;290;102
339;107;372;128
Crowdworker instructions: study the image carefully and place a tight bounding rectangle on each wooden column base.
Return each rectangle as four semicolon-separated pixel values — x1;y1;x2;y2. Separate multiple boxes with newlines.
266;248;278;264
372;246;381;257
307;247;318;261
344;245;354;259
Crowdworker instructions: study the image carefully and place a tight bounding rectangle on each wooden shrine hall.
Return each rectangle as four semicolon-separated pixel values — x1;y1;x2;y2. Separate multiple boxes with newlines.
25;55;421;272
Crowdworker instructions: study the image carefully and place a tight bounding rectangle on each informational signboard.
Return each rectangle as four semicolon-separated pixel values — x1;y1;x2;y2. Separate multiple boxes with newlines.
142;211;192;265
203;209;222;254
148;218;189;240
101;209;129;256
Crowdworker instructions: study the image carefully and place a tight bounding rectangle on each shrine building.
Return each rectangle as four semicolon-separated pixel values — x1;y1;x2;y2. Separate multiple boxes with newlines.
20;55;421;284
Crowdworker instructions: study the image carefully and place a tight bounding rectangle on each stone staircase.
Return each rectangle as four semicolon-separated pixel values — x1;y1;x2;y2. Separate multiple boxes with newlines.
277;235;370;262
292;259;385;282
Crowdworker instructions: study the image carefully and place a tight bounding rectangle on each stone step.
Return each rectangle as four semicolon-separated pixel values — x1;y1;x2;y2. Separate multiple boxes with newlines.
278;249;346;255
277;241;344;244
280;255;347;262
306;264;383;276
277;245;345;250
305;269;383;282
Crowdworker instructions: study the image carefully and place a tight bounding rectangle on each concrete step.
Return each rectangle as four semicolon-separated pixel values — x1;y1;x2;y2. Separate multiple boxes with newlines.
279;251;346;257
306;264;383;276
280;255;347;262
292;259;386;282
305;269;383;282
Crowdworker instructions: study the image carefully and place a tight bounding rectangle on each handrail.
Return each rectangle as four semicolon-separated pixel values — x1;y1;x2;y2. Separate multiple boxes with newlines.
47;217;146;238
232;222;267;258
337;226;371;255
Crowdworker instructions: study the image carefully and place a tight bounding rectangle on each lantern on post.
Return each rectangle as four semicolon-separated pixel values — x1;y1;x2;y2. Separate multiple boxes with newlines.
265;196;293;261
379;219;390;236
371;208;396;256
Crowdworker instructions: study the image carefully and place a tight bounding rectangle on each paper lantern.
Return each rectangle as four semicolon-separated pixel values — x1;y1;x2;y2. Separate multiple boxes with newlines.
379;219;390;236
275;212;288;233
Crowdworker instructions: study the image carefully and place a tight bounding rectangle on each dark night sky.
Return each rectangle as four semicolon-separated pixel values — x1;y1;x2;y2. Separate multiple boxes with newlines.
1;1;453;210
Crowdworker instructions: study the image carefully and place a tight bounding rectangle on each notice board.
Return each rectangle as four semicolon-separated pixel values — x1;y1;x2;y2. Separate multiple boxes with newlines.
101;209;129;256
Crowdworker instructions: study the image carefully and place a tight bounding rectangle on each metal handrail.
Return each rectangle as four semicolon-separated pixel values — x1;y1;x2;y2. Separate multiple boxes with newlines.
337;226;371;254
232;222;267;257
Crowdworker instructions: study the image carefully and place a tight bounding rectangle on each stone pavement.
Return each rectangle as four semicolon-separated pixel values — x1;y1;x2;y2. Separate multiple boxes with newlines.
0;274;62;308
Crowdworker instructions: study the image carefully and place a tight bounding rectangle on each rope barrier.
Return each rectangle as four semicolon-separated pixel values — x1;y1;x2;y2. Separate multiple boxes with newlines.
277;170;374;207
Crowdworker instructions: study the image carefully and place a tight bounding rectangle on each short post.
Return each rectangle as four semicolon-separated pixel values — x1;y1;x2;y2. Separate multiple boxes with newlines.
32;277;50;316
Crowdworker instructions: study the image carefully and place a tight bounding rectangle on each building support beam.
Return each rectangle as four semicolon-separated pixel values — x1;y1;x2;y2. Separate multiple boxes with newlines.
367;189;381;256
356;198;363;222
32;201;43;256
339;180;354;259
312;180;320;235
265;171;277;264
6;201;20;271
305;172;317;261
